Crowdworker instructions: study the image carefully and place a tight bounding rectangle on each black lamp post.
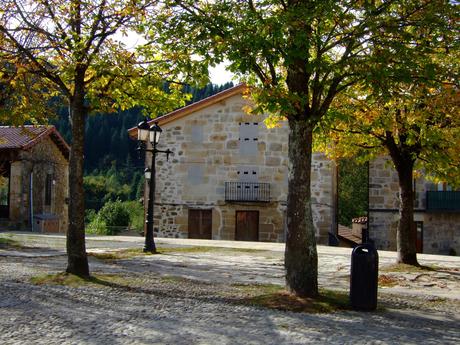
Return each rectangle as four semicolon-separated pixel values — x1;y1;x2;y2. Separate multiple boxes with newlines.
137;119;172;253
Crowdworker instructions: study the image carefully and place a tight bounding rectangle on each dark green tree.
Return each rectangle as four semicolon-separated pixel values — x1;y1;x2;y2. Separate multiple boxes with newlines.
153;0;456;295
338;159;368;227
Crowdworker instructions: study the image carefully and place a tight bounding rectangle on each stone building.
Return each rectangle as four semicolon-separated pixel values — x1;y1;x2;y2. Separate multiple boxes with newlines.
369;156;460;255
129;84;336;243
0;126;69;232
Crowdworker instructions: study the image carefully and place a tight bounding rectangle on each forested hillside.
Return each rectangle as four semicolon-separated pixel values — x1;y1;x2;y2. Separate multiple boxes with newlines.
51;82;234;211
53;82;234;173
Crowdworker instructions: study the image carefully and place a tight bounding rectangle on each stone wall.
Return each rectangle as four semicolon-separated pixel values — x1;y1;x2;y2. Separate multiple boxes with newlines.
8;136;68;232
369;156;460;255
368;211;398;250
423;213;460;255
146;92;334;243
311;153;336;244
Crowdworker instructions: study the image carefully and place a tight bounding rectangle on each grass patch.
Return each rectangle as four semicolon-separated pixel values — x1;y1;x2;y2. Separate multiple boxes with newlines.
30;272;120;287
88;246;267;261
381;263;438;273
0;237;22;249
30;272;133;287
87;246;214;260
378;274;399;287
87;248;154;260
160;275;193;284
157;246;219;254
232;282;282;295
233;283;350;313
425;297;448;305
159;246;266;254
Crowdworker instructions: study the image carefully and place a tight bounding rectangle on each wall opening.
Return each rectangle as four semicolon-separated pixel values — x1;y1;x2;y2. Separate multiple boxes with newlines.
0;161;10;218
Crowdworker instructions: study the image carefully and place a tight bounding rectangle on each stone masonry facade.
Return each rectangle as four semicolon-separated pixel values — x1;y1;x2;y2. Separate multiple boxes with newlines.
145;89;335;244
369;156;460;255
6;135;68;232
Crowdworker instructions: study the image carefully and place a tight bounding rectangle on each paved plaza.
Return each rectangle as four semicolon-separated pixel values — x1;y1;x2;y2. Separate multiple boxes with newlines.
0;232;459;344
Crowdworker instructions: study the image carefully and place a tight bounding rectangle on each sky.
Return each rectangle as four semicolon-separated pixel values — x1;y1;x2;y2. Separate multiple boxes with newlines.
209;62;235;85
118;31;235;86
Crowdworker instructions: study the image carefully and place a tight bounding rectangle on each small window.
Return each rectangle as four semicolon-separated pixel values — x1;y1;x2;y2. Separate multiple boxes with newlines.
191;125;203;144
238;167;258;183
45;174;52;206
188;164;204;184
239;122;259;156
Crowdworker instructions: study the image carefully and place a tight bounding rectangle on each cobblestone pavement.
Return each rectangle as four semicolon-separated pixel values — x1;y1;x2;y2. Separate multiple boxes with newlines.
0;233;459;344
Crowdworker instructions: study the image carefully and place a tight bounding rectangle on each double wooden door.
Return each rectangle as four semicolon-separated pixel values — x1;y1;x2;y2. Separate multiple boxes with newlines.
188;209;212;239
235;211;259;241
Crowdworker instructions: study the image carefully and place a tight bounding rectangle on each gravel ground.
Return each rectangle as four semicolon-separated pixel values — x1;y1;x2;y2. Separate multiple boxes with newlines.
1;243;460;345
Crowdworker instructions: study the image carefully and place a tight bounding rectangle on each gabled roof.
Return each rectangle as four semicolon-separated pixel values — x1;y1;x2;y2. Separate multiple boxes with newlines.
128;83;248;138
0;125;70;160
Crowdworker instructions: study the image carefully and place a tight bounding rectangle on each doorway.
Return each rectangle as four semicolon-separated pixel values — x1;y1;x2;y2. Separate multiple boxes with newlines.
188;209;212;239
0;162;10;219
235;210;259;241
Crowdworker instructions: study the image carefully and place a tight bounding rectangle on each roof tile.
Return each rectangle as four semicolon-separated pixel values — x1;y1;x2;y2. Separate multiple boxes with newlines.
0;125;70;159
0;126;50;149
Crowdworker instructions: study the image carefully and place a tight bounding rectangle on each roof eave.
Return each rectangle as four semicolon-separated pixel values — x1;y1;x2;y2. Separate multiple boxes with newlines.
21;126;70;160
127;83;248;139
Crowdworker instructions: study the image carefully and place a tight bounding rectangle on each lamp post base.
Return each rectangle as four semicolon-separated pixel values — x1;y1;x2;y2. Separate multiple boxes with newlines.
143;226;156;253
143;236;156;253
143;246;156;254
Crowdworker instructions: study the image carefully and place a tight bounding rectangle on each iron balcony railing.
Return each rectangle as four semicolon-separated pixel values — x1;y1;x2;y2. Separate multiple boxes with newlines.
426;191;460;212
225;182;270;202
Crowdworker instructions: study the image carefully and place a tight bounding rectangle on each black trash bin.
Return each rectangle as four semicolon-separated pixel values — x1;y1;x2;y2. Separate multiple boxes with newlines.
350;243;378;311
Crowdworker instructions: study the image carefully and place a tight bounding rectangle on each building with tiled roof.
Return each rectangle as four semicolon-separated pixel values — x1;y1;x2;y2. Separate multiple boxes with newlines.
128;85;459;255
0;125;69;232
368;156;460;255
129;84;336;243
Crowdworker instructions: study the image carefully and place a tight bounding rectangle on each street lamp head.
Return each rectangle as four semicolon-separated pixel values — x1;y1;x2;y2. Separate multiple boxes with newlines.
149;121;162;145
137;119;150;142
144;167;151;180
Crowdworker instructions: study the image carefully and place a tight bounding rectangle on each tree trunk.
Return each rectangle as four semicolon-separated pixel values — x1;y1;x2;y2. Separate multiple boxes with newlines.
66;77;89;277
395;160;419;266
284;118;318;297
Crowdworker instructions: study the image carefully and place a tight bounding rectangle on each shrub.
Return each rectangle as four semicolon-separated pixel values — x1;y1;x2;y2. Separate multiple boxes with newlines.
85;200;143;236
122;200;144;231
98;199;130;228
85;209;97;225
86;215;108;235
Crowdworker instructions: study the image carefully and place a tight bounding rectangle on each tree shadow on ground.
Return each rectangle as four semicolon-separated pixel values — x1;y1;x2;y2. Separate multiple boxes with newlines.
2;276;460;345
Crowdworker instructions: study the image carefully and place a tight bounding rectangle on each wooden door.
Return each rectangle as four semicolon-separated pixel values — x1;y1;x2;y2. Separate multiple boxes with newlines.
235;211;259;241
188;209;212;239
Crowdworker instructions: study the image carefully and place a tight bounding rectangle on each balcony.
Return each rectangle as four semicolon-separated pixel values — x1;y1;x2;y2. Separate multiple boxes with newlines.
426;191;460;212
225;182;270;203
